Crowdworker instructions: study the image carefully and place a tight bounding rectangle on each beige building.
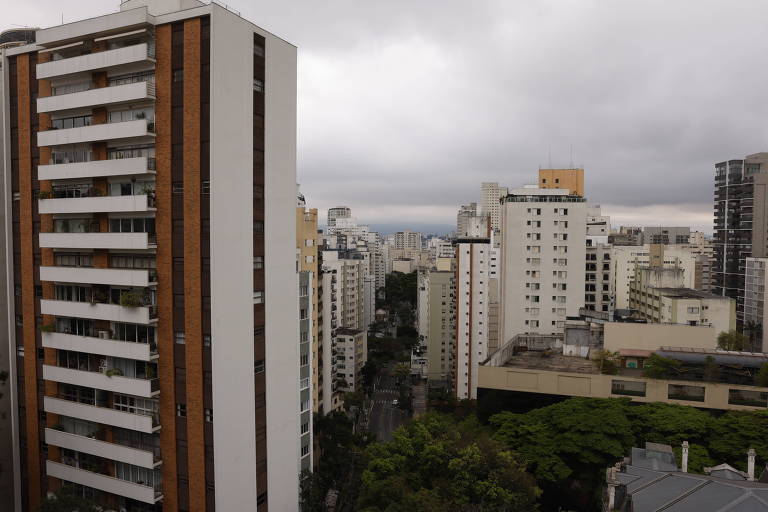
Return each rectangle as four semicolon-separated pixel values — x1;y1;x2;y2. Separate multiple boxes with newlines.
499;187;587;341
744;257;768;352
612;244;698;309
538;168;585;196
392;258;415;273
297;207;319;412
480;182;508;233
333;328;366;393
417;269;455;388
629;267;736;334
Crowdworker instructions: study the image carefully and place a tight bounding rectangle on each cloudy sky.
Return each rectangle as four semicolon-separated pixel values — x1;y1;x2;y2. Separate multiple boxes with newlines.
5;0;768;233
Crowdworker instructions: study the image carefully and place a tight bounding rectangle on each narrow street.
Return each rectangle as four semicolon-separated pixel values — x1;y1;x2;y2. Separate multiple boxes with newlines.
367;373;408;442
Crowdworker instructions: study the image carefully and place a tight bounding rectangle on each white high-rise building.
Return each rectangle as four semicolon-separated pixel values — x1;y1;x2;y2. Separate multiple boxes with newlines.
586;205;613;314
327;206;351;227
394;230;422;250
499;188;587;340
454;236;499;399
480;182;508;232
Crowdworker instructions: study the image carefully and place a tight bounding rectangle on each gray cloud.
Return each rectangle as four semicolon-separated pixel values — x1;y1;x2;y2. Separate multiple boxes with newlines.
6;0;768;232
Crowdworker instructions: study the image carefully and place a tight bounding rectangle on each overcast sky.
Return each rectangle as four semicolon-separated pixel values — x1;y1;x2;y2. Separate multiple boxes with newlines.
6;0;768;233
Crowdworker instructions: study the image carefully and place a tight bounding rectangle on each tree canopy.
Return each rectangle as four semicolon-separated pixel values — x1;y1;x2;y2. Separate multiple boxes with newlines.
357;413;540;511
718;330;749;351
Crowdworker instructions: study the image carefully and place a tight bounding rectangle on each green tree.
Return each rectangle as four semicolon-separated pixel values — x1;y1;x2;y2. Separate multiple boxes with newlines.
39;487;100;512
708;410;768;471
344;390;365;411
717;330;749;351
756;362;768;387
394;362;411;383
629;402;713;447
361;360;379;395
703;355;721;382
594;350;620;375
642;353;681;379
357;413;539;511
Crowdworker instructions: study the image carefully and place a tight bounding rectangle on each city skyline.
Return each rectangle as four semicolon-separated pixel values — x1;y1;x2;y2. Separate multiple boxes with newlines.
6;0;768;231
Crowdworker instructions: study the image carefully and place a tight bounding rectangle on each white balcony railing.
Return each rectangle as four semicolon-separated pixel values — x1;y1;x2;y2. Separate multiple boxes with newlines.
40;299;154;324
42;365;158;398
40;266;151;287
39;194;153;214
38;81;155;114
45;428;157;469
39;157;154;180
42;331;154;362
46;460;161;504
38;119;154;147
39;232;154;250
43;396;156;433
37;43;154;80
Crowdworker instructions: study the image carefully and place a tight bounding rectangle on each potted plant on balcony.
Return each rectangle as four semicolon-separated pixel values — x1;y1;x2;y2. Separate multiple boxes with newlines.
135;111;146;120
105;368;123;378
119;291;146;307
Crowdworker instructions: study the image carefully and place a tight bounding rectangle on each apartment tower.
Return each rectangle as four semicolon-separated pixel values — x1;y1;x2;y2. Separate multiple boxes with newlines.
713;153;768;326
480;182;507;233
499;187;587;340
0;1;299;510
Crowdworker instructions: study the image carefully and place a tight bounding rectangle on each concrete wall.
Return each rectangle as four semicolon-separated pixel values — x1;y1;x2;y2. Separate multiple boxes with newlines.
478;365;768;411
603;322;717;352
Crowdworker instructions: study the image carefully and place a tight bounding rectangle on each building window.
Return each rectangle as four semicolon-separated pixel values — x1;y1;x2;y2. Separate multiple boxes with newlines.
172;182;183;194
255;359;265;373
174;331;185;345
204;408;213;423
176;403;187;417
202;181;211;195
253;79;264;92
254;43;265;57
301;444;310;457
254;221;264;234
173;69;183;82
254;256;264;269
299;285;309;296
203;335;211;347
254;291;264;304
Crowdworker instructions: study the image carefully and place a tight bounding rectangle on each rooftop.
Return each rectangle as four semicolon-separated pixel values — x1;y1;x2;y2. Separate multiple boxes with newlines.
653;287;727;300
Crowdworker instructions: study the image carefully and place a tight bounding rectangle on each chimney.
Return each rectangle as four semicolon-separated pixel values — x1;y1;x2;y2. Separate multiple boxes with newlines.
681;441;689;473
748;448;756;481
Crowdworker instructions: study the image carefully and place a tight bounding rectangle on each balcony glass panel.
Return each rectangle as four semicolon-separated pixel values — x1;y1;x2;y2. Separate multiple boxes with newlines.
728;389;768;407
611;380;646;397
668;384;705;402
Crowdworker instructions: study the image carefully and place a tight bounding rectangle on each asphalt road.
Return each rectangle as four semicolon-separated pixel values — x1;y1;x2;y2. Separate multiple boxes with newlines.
368;374;407;442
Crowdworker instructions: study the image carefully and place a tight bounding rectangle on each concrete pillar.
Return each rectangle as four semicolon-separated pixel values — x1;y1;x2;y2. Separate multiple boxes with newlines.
748;448;756;481
682;441;689;473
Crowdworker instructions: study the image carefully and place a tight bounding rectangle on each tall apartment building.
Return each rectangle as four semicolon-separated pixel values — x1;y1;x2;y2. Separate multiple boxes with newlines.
454;237;497;400
333;328;366;393
585;205;612;313
0;2;299;510
326;206;351;227
480;182;507;233
499;188;587;341
296;206;317;468
456;202;476;236
394;230;422;250
319;250;366;413
744;258;768;352
538;168;584;196
714;153;768;325
416;268;455;389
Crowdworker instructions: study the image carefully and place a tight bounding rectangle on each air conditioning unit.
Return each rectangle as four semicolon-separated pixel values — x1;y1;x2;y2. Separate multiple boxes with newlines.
98;330;110;339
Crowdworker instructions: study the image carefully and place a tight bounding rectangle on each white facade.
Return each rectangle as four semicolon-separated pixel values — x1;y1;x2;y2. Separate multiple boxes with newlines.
457;202;477;236
611;244;698;310
499;188;587;342
480;182;508;233
394;230;422;250
327;206;351;227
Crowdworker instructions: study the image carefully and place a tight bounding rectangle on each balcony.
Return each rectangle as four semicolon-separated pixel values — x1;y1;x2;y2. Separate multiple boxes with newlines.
37;43;155;80
43;331;155;362
41;299;155;324
39;194;154;214
42;365;158;398
40;266;152;287
43;396;156;434
39;232;154;250
46;461;161;504
38;119;154;147
39;157;155;181
45;428;157;469
38;81;156;114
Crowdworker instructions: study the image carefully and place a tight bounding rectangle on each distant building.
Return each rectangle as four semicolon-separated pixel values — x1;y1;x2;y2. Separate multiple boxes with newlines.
538;168;584;196
480;182;508;233
745;257;768;352
327;206;352;227
628;266;736;334
417;268;455;388
333;328;367;394
643;226;691;245
394;230;422;250
456;202;477;236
